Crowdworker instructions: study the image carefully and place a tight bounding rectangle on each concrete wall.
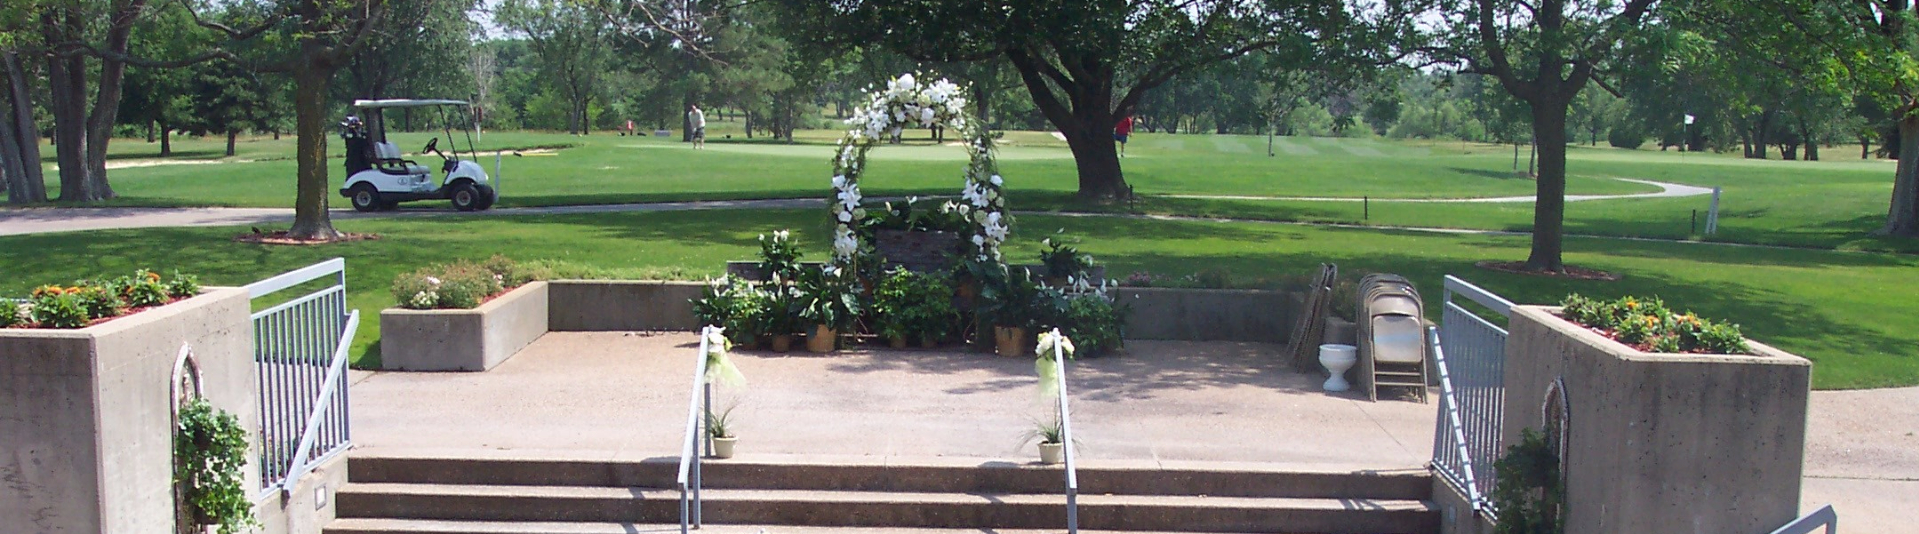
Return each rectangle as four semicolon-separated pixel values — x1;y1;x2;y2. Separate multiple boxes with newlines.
255;453;348;534
380;282;549;371
1502;305;1810;534
1429;476;1495;534
1113;287;1303;343
0;288;258;534
548;280;704;332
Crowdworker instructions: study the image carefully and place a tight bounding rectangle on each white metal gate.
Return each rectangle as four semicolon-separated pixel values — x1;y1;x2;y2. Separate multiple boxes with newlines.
245;258;358;494
1430;275;1511;512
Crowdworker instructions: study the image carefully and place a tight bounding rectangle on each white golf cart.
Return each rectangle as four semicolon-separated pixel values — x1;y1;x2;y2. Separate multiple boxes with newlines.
338;99;497;211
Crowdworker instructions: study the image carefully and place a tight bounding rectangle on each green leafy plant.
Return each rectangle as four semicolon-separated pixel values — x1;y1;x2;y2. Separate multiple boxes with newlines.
1053;294;1128;357
1491;428;1564;534
1559;294;1752;355
120;270;171;308
978;266;1054;329
71;284;125;320
392;258;536;310
165;271;202;299
795;266;863;331
0;300;20;328
692;277;770;345
757;230;803;281
29;286;91;329
1038;230;1096;280
863;198;974;234
176;397;257;534
1025;417;1065;445
706;405;737;439
872;269;960;345
759;277;803;336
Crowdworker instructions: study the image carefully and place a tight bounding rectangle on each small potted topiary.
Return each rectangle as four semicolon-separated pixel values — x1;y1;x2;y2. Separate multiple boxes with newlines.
795;266;862;353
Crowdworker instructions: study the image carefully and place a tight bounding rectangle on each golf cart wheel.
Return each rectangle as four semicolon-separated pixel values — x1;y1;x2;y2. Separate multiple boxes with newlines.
349;184;381;212
474;185;497;210
450;182;481;212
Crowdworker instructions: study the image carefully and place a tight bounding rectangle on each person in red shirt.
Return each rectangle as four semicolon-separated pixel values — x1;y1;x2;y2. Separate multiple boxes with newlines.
1114;115;1135;157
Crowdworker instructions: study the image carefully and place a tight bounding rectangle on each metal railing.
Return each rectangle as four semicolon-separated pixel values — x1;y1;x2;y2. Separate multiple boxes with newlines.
1047;328;1080;534
678;326;716;533
1767;505;1837;534
246;258;358;494
1430;275;1512;513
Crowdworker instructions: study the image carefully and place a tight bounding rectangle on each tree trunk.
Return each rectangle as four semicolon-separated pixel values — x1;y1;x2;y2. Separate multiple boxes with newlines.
1061;124;1126;200
1881;115;1919;237
46;46;92;202
973;83;990;125
1;51;46;204
159;121;172;157
77;0;145;202
1801;120;1819;161
1524;98;1572;272
288;66;340;240
1863;136;1872;159
226;129;237;157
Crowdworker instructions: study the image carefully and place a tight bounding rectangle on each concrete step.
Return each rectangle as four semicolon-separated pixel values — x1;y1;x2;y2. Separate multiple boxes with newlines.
327;518;1288;534
335;483;1437;534
348;452;1431;501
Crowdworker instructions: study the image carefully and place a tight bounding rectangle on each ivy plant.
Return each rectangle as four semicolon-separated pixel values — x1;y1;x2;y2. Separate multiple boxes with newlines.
1491;428;1564;534
175;397;257;534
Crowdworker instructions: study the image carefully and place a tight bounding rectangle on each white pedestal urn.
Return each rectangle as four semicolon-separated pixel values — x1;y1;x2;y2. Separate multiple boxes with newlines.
1319;343;1357;392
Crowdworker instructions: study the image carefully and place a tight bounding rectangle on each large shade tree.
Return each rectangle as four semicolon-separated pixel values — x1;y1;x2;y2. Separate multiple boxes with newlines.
779;0;1386;201
1682;0;1919;237
1414;0;1661;272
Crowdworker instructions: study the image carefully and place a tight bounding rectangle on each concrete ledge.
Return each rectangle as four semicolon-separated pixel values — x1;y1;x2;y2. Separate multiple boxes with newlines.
380;282;549;371
1113;287;1302;343
547;280;703;332
0;287;258;534
255;452;349;534
1503;305;1810;534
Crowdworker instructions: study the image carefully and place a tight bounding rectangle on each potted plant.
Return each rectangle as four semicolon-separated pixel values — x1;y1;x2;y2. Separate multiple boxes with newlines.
795;266;862;353
707;405;739;459
758;230;803;282
760;277;801;352
691;277;767;349
979;267;1056;357
1030;418;1065;465
872;269;960;349
1054;292;1128;357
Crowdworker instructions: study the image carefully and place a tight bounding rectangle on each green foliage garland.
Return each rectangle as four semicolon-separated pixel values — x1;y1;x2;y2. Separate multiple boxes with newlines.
175;398;257;534
1491;428;1564;534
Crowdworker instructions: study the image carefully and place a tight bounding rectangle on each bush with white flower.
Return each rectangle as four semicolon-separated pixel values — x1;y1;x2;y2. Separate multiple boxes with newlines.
832;73;1010;266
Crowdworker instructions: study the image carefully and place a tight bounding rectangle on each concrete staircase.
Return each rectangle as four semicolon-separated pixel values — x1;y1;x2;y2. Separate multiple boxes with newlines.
325;452;1438;534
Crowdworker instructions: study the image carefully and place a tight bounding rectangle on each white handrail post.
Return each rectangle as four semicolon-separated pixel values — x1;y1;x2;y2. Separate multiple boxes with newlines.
1052;328;1079;534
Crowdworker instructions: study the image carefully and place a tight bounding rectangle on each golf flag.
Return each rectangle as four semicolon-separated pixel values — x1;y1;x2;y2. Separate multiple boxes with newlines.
1684;114;1696;125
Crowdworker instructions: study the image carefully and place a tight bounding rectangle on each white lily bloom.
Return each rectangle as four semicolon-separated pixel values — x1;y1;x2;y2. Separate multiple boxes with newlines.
832;175;847;189
837;211;853;223
990;175;1003;186
920;107;936;124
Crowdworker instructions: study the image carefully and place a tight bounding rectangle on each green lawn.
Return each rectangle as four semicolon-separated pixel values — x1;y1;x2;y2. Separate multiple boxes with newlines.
1;209;1912;390
11;124;1910;253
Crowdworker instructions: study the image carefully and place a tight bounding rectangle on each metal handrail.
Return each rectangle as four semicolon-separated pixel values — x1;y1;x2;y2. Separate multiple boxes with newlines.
247;257;347;298
1049;328;1080;534
282;309;358;491
1428;325;1481;507
1443;275;1515;317
678;326;714;533
1768;505;1837;534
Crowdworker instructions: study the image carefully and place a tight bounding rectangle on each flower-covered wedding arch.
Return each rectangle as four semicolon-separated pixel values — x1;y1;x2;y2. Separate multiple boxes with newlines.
829;73;1009;265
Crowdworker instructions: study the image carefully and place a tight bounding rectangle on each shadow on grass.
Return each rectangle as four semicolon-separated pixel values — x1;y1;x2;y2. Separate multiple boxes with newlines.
1448;166;1534;181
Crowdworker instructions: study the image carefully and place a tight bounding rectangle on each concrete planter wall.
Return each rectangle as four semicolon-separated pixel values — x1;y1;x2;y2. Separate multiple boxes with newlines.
381;282;550;371
0;287;258;534
1502;305;1810;534
1113;287;1303;343
548;280;704;332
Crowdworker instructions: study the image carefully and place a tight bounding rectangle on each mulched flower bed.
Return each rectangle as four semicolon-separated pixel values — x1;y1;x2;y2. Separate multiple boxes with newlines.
233;230;379;245
1475;260;1621;281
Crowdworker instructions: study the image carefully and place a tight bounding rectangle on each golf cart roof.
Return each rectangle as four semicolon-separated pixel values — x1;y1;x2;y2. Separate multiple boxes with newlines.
353;99;470;109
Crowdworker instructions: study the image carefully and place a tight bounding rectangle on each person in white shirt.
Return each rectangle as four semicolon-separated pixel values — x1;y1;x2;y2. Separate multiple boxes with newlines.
688;105;707;150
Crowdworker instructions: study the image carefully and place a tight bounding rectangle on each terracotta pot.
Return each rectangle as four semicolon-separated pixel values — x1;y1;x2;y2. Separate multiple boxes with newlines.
1038;442;1063;465
806;325;837;353
770;334;794;353
712;436;737;459
889;336;909;349
995;326;1028;357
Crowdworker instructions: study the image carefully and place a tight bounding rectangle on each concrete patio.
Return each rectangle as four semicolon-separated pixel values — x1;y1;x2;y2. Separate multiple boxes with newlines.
351;332;1434;468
